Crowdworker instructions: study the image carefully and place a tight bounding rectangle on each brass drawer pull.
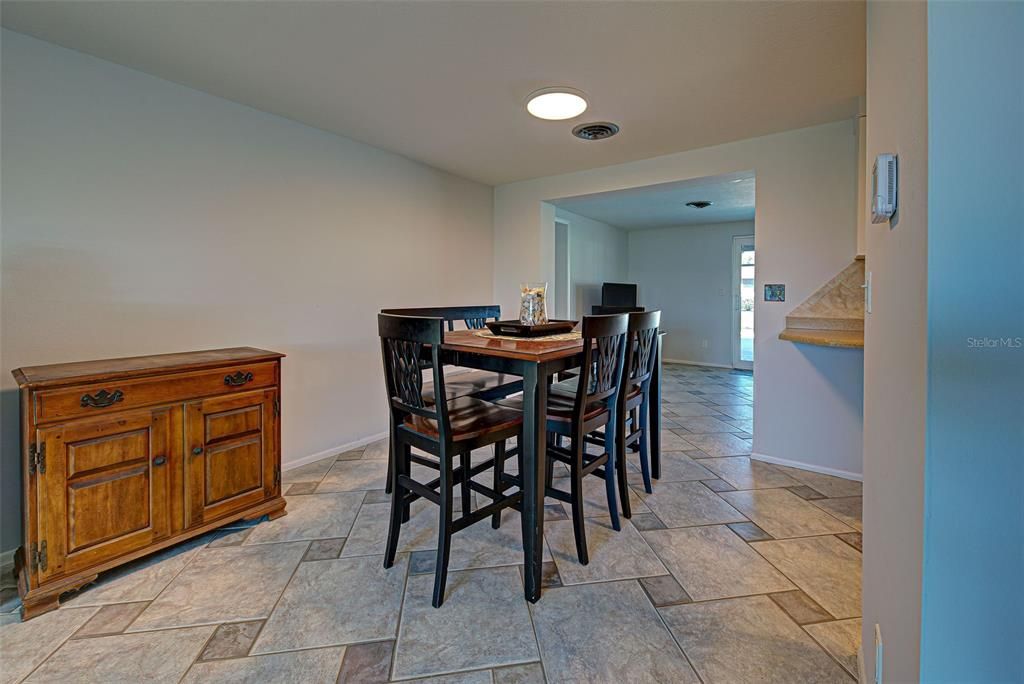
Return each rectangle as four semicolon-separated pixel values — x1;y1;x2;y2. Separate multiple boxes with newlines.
224;371;254;387
153;456;167;466
80;389;124;409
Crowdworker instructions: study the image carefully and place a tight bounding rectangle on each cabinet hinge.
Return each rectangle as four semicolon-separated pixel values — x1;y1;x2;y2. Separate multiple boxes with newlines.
272;399;280;417
29;443;46;475
31;541;48;572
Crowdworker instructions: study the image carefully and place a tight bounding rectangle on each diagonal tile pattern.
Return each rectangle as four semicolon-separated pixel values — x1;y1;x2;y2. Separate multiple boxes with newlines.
2;364;862;683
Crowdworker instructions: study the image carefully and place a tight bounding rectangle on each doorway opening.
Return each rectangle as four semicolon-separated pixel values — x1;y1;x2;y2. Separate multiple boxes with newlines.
554;220;571;319
732;235;755;370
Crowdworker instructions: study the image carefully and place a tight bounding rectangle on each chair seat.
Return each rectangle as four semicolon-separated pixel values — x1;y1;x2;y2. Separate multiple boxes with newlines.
495;393;606;424
550;376;641;403
403;395;523;442
425;370;520;402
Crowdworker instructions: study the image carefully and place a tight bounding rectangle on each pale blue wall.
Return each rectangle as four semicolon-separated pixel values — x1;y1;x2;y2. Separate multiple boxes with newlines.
922;2;1024;681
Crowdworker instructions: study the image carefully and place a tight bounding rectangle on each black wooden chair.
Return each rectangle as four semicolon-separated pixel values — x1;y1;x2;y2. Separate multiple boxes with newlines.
497;314;629;565
378;313;524;608
555;311;661;519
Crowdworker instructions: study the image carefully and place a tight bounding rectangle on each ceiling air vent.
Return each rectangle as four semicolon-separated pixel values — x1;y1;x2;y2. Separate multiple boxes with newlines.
572;122;620;141
686;201;713;209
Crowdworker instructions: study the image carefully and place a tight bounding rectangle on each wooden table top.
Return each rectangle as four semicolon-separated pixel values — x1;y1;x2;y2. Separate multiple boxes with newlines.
441;329;584;363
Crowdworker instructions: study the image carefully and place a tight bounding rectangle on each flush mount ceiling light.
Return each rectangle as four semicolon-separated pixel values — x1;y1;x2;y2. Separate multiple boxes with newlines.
686;201;713;209
526;87;588;120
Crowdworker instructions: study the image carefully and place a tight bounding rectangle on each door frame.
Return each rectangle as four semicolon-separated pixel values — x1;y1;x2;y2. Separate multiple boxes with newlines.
554;219;571;319
731;235;755;371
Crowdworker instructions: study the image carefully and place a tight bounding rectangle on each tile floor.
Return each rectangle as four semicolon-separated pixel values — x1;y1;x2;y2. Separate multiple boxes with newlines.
0;364;863;683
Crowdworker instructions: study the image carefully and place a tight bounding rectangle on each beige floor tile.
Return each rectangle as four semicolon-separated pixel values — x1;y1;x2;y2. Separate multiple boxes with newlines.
64;539;205;607
71;602;148;638
700;456;802;490
805;618;862;678
129;541;307;630
664;402;727;417
393;567;538;680
343;501;549;569
492;662;544;683
715;404;754;421
282;455;337;484
317;459;389;492
553;476;651;519
546;517;667;585
772;465;863;498
252;554;408;653
643;525;794;600
658;429;698;450
403;671;495;684
530;580;699;683
811;497;863;531
183;646;345;683
635;481;747;528
751;536;862;618
244;492;364;544
671;416;743;433
0;606;98;684
336;639;393;682
660;595;853;684
26;625;214;684
627;451;714;484
198;620;263;660
361;439;390;460
681;432;752;456
720;489;854;538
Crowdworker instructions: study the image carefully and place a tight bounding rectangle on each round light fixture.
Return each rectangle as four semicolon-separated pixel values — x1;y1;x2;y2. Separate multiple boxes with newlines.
526;87;588;120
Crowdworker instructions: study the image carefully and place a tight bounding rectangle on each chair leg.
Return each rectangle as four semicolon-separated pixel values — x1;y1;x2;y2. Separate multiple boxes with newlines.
545;432;556;485
383;437;405;568
639;396;654;494
614;408;632;522
630;408;641;452
492;441;505;529
604;413;622;530
569;436;589;565
459;450;472;516
433;455;454;608
384;432;395;495
400;442;412;523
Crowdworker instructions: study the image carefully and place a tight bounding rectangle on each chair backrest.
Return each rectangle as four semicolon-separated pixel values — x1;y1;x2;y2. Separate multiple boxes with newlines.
572;313;629;424
378;313;450;439
622;310;661;402
380;305;500;331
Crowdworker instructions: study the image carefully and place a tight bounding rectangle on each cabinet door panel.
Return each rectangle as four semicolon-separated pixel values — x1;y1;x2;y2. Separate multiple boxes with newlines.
186;389;277;527
36;408;174;581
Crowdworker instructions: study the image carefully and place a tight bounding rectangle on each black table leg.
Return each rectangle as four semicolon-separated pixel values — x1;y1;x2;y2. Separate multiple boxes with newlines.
520;361;547;602
650;335;663;480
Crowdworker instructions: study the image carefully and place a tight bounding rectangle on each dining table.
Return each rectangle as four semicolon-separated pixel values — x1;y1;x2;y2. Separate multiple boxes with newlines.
440;328;663;602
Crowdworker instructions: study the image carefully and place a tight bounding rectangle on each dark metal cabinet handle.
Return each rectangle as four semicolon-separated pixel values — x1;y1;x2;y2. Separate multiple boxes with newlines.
153;456;167;466
192;447;204;456
80;389;124;408
224;371;254;387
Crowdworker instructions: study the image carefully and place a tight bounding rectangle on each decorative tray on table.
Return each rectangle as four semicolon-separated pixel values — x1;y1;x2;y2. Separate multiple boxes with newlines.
484;320;578;338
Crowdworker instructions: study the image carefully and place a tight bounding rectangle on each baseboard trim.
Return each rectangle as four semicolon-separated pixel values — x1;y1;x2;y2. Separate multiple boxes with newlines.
282;431;388;472
750;451;863;482
857;644;866;683
663;358;734;370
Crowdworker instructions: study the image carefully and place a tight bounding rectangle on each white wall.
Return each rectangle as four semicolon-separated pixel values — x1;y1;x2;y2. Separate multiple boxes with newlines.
551;207;628;319
494;120;863;478
627;221;754;367
0;31;494;553
861;2;928;681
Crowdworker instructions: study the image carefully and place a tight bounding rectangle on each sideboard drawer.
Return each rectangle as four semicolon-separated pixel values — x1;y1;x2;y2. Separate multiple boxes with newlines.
34;362;278;423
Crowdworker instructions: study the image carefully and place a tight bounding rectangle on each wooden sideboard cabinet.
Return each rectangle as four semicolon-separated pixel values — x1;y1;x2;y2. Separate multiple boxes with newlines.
11;347;287;619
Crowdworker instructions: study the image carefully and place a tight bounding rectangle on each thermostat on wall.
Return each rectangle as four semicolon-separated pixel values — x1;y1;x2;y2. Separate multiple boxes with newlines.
871;153;898;223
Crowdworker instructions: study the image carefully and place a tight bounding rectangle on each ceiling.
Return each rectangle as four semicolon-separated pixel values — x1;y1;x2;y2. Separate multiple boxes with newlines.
1;1;865;186
553;172;755;230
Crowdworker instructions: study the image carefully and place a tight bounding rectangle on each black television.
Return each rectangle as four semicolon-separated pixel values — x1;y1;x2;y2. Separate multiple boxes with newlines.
601;282;638;308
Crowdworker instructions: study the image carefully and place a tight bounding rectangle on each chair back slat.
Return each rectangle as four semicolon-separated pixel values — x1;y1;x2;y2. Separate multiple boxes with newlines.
573;314;629;418
625;310;661;394
378;313;447;430
381;306;500;331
